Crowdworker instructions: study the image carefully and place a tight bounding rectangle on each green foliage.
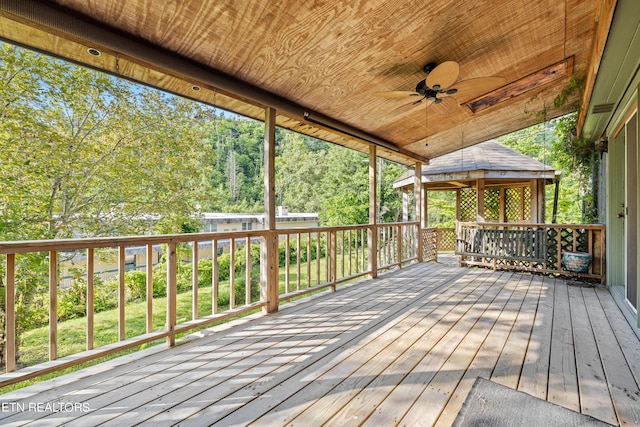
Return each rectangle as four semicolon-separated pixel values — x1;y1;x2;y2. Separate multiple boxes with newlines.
427;192;456;228
0;42;215;241
124;271;147;302
497;112;599;224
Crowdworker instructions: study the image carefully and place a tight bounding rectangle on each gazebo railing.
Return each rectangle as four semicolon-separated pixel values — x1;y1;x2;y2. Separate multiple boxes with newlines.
455;222;606;281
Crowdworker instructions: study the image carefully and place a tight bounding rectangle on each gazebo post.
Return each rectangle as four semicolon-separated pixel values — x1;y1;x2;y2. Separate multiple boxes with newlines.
528;178;547;223
476;178;485;223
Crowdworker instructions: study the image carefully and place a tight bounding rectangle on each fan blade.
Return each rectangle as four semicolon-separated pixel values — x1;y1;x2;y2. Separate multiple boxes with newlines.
429;96;458;115
448;76;506;103
375;90;421;98
390;98;434;114
390;98;423;113
426;61;459;90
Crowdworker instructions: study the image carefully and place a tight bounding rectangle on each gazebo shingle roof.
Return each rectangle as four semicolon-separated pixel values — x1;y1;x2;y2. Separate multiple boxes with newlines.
394;140;555;188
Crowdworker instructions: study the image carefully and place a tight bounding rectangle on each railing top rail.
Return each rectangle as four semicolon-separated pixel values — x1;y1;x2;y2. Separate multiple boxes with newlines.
0;222;423;255
0;230;270;255
275;222;420;235
457;222;606;230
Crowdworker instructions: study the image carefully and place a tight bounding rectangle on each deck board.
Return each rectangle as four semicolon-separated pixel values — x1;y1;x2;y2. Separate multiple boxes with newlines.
1;262;639;426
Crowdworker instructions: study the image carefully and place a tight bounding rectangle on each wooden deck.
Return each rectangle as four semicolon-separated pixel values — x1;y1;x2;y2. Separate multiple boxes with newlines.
1;262;640;426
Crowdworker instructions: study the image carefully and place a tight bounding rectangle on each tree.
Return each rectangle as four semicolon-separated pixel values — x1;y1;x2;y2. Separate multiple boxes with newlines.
276;132;329;213
0;42;215;240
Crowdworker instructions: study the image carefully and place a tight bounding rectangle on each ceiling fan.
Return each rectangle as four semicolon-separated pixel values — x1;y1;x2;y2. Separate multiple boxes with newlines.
376;61;506;114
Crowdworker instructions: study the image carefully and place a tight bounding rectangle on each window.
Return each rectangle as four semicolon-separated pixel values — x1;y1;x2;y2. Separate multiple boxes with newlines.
242;222;252;231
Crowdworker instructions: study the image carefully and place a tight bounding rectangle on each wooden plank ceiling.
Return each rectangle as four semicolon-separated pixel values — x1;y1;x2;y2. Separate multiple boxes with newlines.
0;0;608;166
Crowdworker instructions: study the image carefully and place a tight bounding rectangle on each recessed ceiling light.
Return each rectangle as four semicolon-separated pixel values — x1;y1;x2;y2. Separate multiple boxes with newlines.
192;85;201;91
87;48;101;57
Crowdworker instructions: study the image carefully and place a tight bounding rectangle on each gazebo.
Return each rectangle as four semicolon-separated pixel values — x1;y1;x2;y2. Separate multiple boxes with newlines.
394;140;558;225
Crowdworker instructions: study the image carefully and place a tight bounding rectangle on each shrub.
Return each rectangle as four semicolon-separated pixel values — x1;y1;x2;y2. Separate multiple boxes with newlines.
94;278;118;313
124;270;147;302
58;281;86;321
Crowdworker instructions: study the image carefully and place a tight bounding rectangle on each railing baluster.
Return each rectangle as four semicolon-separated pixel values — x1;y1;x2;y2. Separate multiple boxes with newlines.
146;244;153;333
192;241;199;320
49;250;58;360
230;237;235;309
87;248;95;349
307;233;311;288
296;232;301;291
316;234;321;286
326;231;330;282
285;233;290;294
397;224;403;266
118;246;126;341
166;242;177;346
348;230;353;276
212;239;218;314
354;230;358;274
330;231;337;289
587;229;596;274
246;236;251;305
5;254;16;372
341;230;345;279
362;228;366;273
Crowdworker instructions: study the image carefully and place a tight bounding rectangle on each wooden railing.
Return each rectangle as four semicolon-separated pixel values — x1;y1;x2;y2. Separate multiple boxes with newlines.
455;222;606;281
0;222;419;386
276;222;419;301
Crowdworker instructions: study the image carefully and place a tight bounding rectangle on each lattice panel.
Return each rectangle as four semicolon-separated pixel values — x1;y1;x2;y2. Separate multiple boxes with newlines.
484;189;500;222
436;228;456;251
422;228;438;262
523;186;531;220
460;188;477;222
505;187;524;222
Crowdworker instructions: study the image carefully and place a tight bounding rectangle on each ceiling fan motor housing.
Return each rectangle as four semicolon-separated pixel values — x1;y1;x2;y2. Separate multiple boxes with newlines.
415;79;438;101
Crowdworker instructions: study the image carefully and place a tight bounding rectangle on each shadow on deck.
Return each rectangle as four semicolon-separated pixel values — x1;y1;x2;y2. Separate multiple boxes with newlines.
0;261;639;426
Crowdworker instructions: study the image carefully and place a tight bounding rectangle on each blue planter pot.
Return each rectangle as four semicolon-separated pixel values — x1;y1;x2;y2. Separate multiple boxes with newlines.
562;252;592;273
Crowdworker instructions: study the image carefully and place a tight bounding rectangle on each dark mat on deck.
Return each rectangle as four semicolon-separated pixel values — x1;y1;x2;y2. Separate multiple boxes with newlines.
453;377;614;427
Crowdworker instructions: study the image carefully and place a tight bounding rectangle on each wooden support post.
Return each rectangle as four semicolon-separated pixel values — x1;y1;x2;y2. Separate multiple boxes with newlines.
166;242;177;346
456;189;461;222
368;145;378;278
415;161;424;262
261;107;279;313
476;178;485;223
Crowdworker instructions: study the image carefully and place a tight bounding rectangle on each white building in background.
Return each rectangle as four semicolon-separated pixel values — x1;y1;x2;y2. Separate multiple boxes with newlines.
60;208;320;286
200;207;320;233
